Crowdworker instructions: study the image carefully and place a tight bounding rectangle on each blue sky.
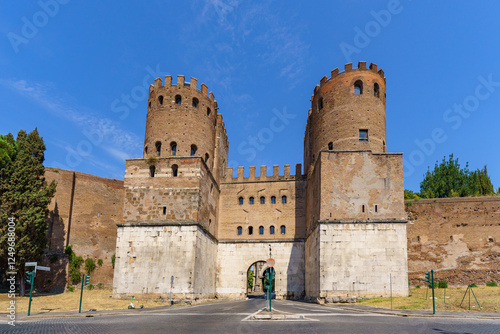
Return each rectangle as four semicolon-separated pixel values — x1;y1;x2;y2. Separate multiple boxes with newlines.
1;1;499;192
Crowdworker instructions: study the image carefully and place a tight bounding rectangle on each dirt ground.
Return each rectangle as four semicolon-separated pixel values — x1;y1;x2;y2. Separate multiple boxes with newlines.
0;289;170;314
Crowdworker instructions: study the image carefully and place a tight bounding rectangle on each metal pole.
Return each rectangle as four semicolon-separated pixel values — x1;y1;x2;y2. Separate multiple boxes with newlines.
79;273;85;313
170;275;173;306
469;286;471;310
431;270;435;314
390;273;393;310
470;286;481;309
444;287;446;305
27;274;34;316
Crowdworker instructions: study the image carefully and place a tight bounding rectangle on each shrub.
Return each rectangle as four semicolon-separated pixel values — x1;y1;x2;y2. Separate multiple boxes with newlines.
85;258;96;274
486;281;498;287
97;259;103;267
50;254;58;263
87;284;94;290
97;283;104;289
68;286;75;292
438;280;448;289
416;285;421;289
470;283;477;288
111;254;116;269
66;245;84;284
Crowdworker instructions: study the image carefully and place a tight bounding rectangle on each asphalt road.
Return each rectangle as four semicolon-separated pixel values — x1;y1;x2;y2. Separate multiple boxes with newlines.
1;297;499;333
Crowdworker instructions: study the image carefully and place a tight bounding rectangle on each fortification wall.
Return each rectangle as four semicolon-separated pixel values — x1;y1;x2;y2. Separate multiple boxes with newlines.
304;62;387;173
43;167;123;291
218;164;306;241
406;196;500;286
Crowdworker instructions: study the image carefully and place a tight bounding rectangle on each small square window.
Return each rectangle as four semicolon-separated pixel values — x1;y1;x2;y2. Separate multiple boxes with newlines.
359;129;368;141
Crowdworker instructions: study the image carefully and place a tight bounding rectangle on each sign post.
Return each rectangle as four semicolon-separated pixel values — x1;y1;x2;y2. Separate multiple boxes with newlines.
266;258;275;312
170;275;174;306
425;270;435;314
79;273;91;313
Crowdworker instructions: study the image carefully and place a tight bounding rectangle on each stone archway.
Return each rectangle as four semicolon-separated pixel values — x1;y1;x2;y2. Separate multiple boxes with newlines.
246;261;269;295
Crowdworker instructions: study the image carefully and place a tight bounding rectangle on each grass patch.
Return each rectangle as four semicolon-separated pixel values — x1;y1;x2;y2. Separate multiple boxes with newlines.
359;286;500;313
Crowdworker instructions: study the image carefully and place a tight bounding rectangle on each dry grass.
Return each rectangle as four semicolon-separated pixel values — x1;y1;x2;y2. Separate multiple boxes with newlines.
0;289;169;314
359;286;500;313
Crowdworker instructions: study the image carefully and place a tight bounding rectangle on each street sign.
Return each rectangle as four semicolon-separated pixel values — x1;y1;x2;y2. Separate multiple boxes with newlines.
266;258;275;267
25;262;37;266
36;266;50;271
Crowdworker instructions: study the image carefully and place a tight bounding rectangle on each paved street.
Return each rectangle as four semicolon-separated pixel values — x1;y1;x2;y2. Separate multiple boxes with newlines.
1;297;499;333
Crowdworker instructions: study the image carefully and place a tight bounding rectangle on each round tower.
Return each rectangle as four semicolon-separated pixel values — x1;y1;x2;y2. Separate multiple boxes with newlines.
144;75;218;170
304;61;387;171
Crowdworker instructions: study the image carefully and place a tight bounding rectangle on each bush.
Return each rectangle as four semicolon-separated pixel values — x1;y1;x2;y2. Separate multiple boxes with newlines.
85;258;96;274
416;285;421;289
97;283;104;289
68;286;75;292
97;259;103;267
470;283;477;288
87;284;94;290
486;281;498;287
111;254;116;269
438;280;448;289
66;245;84;284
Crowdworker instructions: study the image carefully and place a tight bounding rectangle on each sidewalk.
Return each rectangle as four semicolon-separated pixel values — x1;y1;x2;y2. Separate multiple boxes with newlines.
328;303;500;320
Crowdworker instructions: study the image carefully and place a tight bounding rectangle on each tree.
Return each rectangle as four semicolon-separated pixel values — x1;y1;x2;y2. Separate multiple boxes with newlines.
0;129;56;296
420;154;495;198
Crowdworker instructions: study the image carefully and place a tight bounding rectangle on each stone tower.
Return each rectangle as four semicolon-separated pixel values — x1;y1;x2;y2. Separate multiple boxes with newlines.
304;62;408;299
113;76;228;300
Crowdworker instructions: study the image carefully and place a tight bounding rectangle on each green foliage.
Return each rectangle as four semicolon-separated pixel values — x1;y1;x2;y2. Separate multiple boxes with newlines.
67;286;75;292
111;254;116;269
97;259;103;267
470;283;477;288
87;283;94;290
66;245;84;284
416;285;421;289
438;280;448;289
97;283;104;289
404;189;421;200
486;281;498;287
420;154;495;198
0;129;57;295
247;269;254;289
85;258;96;275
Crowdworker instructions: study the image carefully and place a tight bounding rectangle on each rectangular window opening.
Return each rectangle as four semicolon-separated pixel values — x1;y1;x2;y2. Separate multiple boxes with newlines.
163;206;167;215
359;129;369;141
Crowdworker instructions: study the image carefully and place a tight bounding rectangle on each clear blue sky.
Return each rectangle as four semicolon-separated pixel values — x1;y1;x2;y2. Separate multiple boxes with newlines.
1;1;499;192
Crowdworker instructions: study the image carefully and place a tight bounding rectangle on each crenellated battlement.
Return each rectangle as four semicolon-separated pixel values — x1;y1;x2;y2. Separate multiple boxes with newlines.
317;62;385;89
222;164;305;183
149;75;217;103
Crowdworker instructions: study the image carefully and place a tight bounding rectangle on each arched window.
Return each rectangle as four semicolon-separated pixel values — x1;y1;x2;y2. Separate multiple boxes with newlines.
172;164;178;177
270;226;275;234
248;226;253;235
170;142;177;155
271;196;276;204
237;226;242;235
204;153;209;163
328;142;333;150
191;144;197;156
158;95;164;105
259;226;264;235
318;97;323;111
144;146;148;155
280;225;286;234
155;141;161;156
354;80;363;95
260;196;265;204
175;95;182;104
374;83;380;98
249;197;254;205
192;98;199;107
149;165;156;177
207;107;211;116
282;196;287;204
238;197;243;205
